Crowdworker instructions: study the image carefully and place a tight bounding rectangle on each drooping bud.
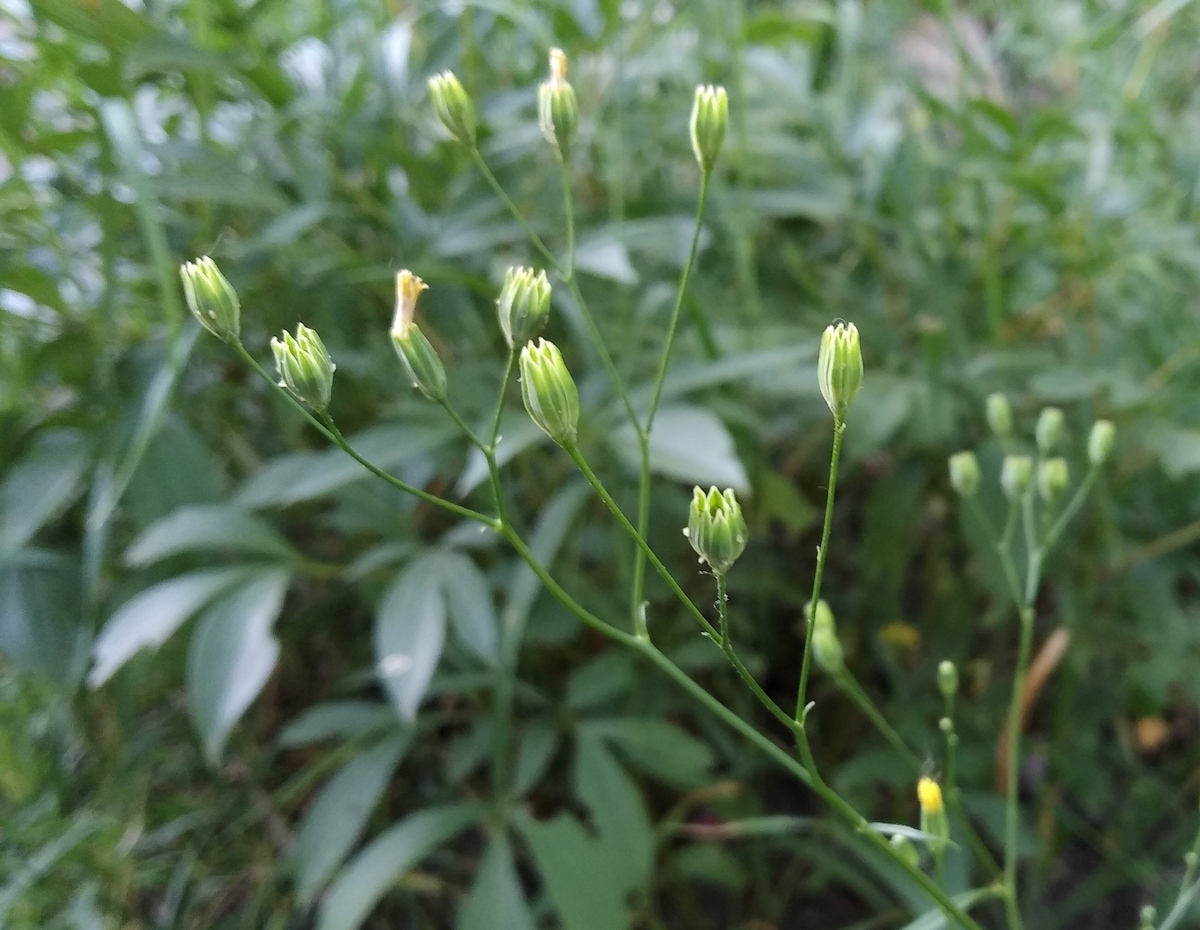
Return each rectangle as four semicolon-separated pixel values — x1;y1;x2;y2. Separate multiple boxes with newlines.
1000;455;1033;501
519;338;579;445
917;777;949;854
270;324;335;410
689;84;728;173
1088;420;1115;467
180;256;240;343
1035;406;1065;453
538;48;579;161
948;451;980;498
817;322;863;419
390;271;446;402
937;660;958;699
497;267;552;348
1038;457;1069;503
806;599;844;675
683;486;748;576
986;392;1013;439
428;71;476;146
890;834;920;870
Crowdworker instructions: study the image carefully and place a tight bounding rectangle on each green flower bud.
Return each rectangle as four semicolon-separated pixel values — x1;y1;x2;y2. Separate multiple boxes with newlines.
538;48;579;162
1038;457;1069;503
270;323;335;410
890;834;920;870
986;392;1013;438
1035;406;1065;453
1139;906;1157;930
684;486;748;576
817;321;863;419
1001;455;1033;501
1088;420;1115;467
497;266;552;349
917;777;949;854
806;599;844;675
948;451;980;497
428;71;476;146
689;84;728;173
937;659;958;699
180;256;240;343
519;338;579;445
390;270;446;402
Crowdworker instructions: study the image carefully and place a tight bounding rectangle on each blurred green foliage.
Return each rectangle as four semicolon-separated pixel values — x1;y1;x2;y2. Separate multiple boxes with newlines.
4;0;1200;927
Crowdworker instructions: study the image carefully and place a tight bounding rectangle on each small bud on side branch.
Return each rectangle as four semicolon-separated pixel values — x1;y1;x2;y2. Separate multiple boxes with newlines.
949;451;981;498
390;271;447;402
519;338;579;445
180;256;240;343
538;48;579;161
497;267;552;348
684;486;748;576
428;71;477;146
1001;455;1033;501
271;324;335;410
987;392;1013;438
817;322;863;419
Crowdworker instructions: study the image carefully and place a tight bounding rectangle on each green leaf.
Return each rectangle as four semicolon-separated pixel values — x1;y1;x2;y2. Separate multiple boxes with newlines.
512;720;559;796
187;570;291;763
517;812;628;930
292;736;410;907
0;555;86;685
124;505;295;566
89;567;252;687
611;405;748;493
585;717;715;788
278;701;394;749
376;556;446;721
0;432;88;556
316;802;485;930
457;835;535;930
437;551;499;665
1150;426;1200;478
566;651;635;711
896;888;998;930
30;0;153;51
574;734;655;893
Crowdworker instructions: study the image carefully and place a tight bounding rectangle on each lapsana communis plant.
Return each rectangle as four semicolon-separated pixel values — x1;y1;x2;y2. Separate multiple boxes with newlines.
175;42;1139;930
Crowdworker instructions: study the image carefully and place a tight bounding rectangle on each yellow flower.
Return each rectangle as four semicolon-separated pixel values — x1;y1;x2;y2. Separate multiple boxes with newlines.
879;622;920;650
917;777;943;814
391;270;429;336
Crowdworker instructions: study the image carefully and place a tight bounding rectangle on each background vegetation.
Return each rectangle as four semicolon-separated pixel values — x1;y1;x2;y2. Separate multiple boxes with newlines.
3;0;1200;927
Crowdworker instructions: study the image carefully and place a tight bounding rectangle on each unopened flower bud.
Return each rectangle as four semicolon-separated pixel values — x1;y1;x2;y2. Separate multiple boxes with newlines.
817;322;863;419
806;599;844;675
180;256;240;343
937;660;958;698
689;84;728;173
684;486;748;576
986;392;1013;438
271;324;335;410
538;48;579;161
390;271;446;402
1001;455;1033;501
497;267;552;348
1038;457;1069;503
948;451;980;497
1035;406;1065;453
1088;420;1115;467
917;777;949;854
428;71;476;146
519;338;579;445
1139;906;1157;930
890;834;920;870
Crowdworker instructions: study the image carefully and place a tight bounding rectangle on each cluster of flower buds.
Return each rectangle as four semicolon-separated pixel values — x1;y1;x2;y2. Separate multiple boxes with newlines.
817;322;863;419
271;324;335;410
690;84;728;173
950;393;1116;504
538;48;579;161
684;486;748;576
180;256;240;343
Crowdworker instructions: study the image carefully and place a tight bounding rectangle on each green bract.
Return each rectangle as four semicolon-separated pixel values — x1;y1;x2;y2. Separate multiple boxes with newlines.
271;324;335;410
689;84;727;173
497;267;552;348
684;486;747;576
538;49;579;162
428;70;476;146
817;322;863;418
519;338;579;445
180;256;240;343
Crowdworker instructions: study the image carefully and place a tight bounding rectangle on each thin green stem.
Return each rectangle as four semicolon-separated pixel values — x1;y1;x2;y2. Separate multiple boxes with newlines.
1178;822;1200;900
440;401;486;450
562;274;641;429
561;159;576;279
1043;468;1099;554
837;671;923;772
716;572;730;647
966;496;1024;610
715;573;797;733
795;418;846;724
943;694;1001;878
488;350;518;452
631;430;652;637
1003;608;1034;930
470;148;560;271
